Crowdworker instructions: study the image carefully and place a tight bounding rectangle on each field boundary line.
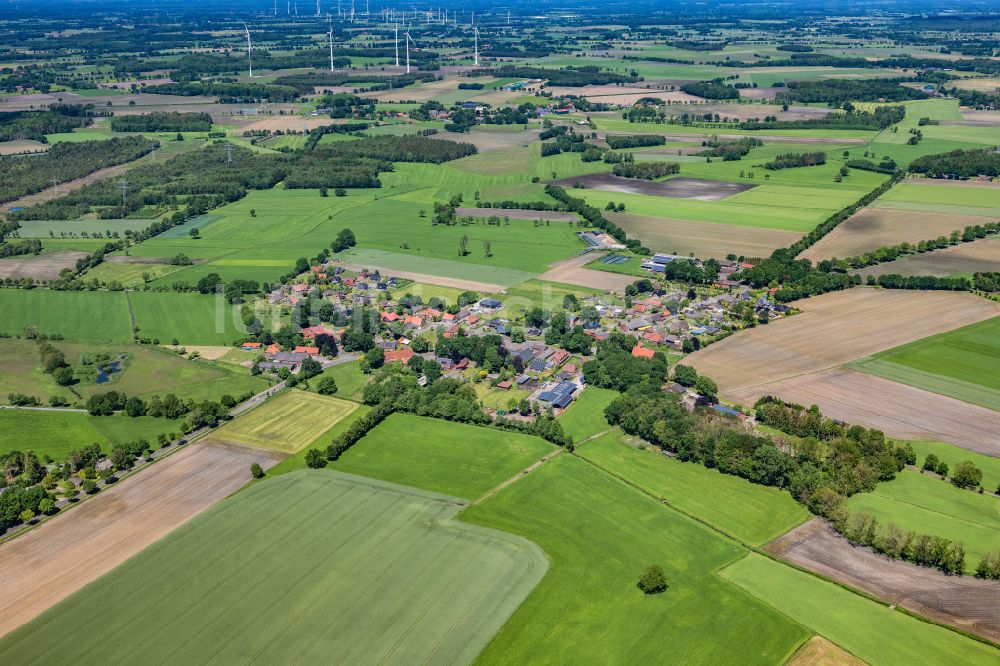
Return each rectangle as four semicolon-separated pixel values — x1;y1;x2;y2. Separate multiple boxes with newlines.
472;448;563;505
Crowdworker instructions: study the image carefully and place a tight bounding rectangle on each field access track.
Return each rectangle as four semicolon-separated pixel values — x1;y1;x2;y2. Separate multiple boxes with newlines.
0;471;548;665
768;519;1000;643
0;441;284;639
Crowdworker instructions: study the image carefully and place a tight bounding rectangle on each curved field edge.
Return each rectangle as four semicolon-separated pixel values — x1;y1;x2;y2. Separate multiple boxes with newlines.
0;470;549;665
719;553;1000;665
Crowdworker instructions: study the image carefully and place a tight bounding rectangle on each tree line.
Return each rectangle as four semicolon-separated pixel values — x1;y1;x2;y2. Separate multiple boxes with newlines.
109;111;212;133
764;152;826;170
909;147;1000;179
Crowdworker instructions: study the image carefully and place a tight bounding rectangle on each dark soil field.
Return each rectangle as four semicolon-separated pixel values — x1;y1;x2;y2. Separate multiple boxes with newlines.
0;251;89;280
551;174;756;200
768;519;1000;643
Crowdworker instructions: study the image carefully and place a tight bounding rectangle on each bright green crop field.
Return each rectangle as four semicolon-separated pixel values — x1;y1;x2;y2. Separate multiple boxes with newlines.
332;413;555;499
578;430;811;545
0;290;132;341
848;316;1000;412
462;454;809;664
128;291;251;345
0;410;175;460
720;553;999;666
556;387;618;443
873;181;1000;218
844;470;1000;571
0;471;547;665
909;440;1000;491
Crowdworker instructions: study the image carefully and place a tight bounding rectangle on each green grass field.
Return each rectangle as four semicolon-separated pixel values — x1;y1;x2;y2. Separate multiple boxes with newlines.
848;316;1000;411
0;290;132;341
211;390;358;454
128;291;254;346
721;553;998;665
462;455;809;664
909;440;1000;491
0;471;547;665
0;410;175;460
578;430;811;545
310;360;368;401
332;413;555;499
873;182;1000;218
556;387;618;442
844;470;1000;571
0;339;269;405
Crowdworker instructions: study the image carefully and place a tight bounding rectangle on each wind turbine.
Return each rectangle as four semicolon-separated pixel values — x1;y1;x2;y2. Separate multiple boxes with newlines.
473;25;480;66
315;0;320;16
405;30;413;74
243;23;253;78
328;14;335;70
394;23;400;67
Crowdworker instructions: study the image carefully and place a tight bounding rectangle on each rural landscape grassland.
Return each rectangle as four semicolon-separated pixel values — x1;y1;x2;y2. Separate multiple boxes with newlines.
0;471;548;664
332;413;555;499
844;470;1000;571
128;291;255;346
578;430;811;545
847;316;1000;412
908;441;1000;490
0;290;132;341
461;455;810;664
720;553;999;665
0;410;174;459
556;387;618;442
210;390;357;454
310;359;368;401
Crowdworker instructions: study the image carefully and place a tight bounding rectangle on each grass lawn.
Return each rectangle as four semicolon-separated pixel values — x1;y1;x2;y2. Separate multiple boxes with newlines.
720;553;999;666
0;290;132;341
848;316;1000;412
556;387;618;442
909;440;1000;491
310;360;368;401
128;291;252;346
0;471;547;665
266;403;372;476
210;390;358;454
844;470;1000;572
332;413;555;499
461;455;809;664
578;430;811;545
0;410;175;460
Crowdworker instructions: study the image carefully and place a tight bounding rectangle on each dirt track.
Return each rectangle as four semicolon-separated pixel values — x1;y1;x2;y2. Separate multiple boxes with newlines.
535;253;636;291
769;519;1000;642
730;368;1000;457
688;289;1000;394
0;441;284;638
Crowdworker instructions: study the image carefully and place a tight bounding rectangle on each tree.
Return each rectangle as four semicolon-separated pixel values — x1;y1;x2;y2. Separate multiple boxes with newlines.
53;366;75;386
250;462;265;478
331;228;357;253
196;272;222;294
483;239;492;258
694;376;718;402
458;235;469;256
299;357;323;379
189;227;200;239
305;448;327;469
922;454;940;473
951;461;982;489
637;564;667;594
19;508;34;524
316;375;338;395
365;347;385;369
673;364;698;387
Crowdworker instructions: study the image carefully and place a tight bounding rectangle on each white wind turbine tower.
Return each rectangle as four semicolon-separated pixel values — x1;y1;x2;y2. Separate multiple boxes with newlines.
349;0;354;22
328;14;335;70
316;0;320;16
394;23;400;67
405;30;413;73
243;23;253;78
473;24;479;66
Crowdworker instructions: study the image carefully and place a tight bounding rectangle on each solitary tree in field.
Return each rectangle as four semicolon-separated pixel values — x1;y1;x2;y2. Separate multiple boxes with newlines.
483;239;492;258
458;235;469;256
250;462;265;479
637;565;667;594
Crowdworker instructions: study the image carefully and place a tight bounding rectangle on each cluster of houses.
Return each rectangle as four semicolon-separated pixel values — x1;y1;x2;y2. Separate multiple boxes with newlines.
241;256;791;415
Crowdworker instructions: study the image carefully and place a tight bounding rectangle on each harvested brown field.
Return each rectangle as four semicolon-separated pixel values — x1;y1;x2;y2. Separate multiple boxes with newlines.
729;368;1000;456
430;127;539;151
161;344;230;360
0;140;47;155
787;636;865;666
687;288;1000;393
550;174;755;200
0;251;88;280
609;211;800;259
739;86;782;100
0;441;284;638
901;177;1000;190
240;115;337;133
769;519;1000;643
456;206;578;222
951;77;1000;93
535;252;636;291
960;109;1000;123
855;238;1000;278
799;208;989;261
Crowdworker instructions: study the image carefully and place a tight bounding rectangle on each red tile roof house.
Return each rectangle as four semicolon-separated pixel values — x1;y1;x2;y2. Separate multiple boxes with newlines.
384;347;415;363
381;311;400;323
403;315;423;328
549;349;570;366
643;331;665;344
442;312;456;323
265;343;280;355
496;380;512;390
631;345;655;359
419;308;442;320
292;283;310;294
294;346;320;355
241;342;263;351
301;325;332;340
